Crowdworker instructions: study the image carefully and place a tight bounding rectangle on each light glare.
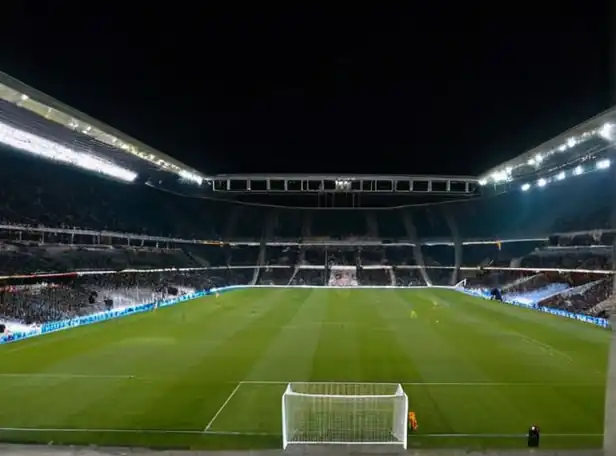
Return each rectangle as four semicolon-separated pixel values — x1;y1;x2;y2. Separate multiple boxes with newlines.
597;159;611;170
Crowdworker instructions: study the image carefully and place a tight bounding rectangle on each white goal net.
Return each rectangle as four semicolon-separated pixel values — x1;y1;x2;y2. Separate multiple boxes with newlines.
281;382;408;449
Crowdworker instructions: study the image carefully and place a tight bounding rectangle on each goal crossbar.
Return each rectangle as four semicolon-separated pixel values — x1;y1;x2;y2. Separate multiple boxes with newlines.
284;392;400;399
282;382;408;449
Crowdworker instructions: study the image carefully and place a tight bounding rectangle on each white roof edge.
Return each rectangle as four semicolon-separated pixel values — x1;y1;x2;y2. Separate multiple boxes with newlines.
211;173;479;180
479;105;616;180
0;71;206;178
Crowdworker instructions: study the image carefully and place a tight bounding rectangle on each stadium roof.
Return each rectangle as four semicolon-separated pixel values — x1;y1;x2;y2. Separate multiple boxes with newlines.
0;71;206;184
212;173;479;180
478;105;616;186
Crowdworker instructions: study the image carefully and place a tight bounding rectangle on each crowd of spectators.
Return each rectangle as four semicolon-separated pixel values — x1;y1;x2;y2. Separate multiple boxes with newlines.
0;284;93;324
290;270;325;286
0;243;200;275
1;236;614;325
1;146;616;326
361;269;392;286
2;146;615;243
540;278;612;316
394;269;426;287
0;270;235;325
520;248;612;271
259;267;294;285
463;268;614;316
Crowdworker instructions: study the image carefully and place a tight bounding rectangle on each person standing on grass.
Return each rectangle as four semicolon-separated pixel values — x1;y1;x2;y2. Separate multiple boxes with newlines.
408;411;418;432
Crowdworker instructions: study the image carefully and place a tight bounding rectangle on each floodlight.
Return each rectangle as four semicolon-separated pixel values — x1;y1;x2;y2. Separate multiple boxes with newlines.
491;170;509;183
596;159;610;170
573;166;583;176
0;121;137;182
521;183;531;191
556;171;566;181
599;123;613;141
537;178;547;188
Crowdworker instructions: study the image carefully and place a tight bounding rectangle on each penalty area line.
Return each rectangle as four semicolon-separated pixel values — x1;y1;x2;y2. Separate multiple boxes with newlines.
0;427;203;435
203;430;279;436
203;382;242;432
239;380;601;387
0;373;137;380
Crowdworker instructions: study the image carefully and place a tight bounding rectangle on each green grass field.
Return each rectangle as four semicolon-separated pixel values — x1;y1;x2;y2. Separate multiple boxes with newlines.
0;288;610;451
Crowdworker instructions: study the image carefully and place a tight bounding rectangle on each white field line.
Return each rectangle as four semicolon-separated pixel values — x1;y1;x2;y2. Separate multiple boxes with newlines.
204;430;278;436
0;376;601;387
203;382;242;432
0;427;203;435
419;432;602;438
510;330;573;363
0;373;136;380
0;427;601;438
240;380;601;387
240;381;400;386
403;382;600;387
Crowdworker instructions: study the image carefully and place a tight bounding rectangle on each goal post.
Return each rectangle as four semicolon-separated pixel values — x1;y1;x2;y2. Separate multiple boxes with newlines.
281;382;408;449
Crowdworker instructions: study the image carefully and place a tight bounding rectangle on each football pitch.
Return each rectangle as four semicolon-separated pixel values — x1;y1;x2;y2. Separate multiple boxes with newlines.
0;288;610;451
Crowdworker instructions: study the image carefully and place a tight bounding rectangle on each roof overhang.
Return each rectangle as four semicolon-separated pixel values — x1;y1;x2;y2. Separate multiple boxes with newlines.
478;106;616;186
0;71;206;185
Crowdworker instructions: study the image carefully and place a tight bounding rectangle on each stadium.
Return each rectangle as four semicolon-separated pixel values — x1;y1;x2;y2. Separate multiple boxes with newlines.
0;70;615;456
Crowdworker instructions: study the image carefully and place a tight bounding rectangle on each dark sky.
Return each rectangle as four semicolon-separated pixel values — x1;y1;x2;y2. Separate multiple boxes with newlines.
0;5;610;177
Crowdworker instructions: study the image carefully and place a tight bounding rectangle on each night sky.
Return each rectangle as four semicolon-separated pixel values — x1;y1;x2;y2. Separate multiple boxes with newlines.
0;5;610;177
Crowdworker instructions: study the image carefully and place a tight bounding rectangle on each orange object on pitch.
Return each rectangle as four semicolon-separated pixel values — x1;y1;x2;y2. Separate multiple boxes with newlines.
408;411;418;431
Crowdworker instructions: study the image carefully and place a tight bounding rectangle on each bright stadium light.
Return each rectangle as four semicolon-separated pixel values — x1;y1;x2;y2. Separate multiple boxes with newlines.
0;121;137;182
521;183;531;191
597;159;611;170
179;169;203;185
556;171;566;181
573;165;583;176
599;123;614;141
479;116;616;185
537;178;547;188
491;170;510;183
478;178;487;186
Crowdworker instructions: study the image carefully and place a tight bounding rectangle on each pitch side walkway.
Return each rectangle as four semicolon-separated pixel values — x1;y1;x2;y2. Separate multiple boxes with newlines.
0;444;604;456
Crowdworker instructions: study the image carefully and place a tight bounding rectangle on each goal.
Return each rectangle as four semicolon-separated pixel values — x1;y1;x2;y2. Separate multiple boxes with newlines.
281;382;408;449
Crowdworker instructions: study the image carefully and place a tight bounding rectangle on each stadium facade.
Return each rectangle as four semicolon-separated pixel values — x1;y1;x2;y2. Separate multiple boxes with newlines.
0;71;614;293
0;70;615;307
